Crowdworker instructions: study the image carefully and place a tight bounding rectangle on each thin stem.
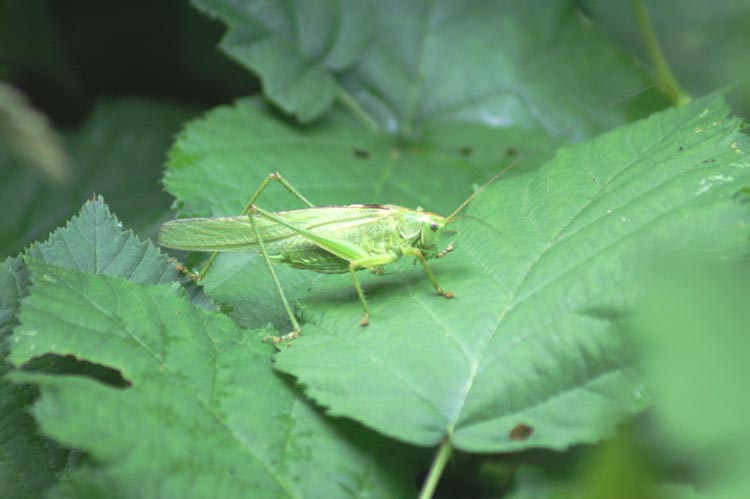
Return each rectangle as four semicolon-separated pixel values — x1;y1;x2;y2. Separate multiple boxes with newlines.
336;87;380;133
418;439;453;499
631;0;690;107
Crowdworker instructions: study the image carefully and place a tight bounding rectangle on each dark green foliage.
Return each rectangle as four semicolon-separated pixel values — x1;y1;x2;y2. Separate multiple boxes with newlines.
1;1;748;497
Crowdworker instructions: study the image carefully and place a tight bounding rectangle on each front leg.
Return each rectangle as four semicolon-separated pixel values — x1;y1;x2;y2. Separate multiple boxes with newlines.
402;246;455;299
436;241;455;259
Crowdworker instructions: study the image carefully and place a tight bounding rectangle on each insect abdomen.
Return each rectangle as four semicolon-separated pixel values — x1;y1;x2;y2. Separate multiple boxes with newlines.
270;214;404;274
279;246;351;274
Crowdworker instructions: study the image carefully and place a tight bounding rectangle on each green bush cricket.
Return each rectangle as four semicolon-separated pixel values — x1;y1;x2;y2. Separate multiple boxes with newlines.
157;169;506;343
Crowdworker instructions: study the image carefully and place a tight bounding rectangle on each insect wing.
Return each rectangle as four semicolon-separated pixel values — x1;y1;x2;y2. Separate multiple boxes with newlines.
158;205;395;252
158;216;260;252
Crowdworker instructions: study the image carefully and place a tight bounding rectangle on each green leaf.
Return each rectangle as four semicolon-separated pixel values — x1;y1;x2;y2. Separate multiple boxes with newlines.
272;95;750;450
0;257;69;499
192;0;665;127
0;99;195;257
0;198;187;497
10;263;420;498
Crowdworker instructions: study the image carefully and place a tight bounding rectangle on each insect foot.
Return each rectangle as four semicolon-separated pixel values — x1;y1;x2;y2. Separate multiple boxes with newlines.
262;330;301;344
167;258;200;282
359;312;370;327
436;241;456;259
438;288;455;299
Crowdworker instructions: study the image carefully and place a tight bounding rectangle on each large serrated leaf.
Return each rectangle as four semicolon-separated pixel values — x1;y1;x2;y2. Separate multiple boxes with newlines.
9;263;419;498
272;96;750;450
192;0;665;127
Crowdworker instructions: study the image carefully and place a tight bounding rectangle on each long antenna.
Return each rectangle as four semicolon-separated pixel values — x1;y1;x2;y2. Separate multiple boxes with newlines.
445;83;676;222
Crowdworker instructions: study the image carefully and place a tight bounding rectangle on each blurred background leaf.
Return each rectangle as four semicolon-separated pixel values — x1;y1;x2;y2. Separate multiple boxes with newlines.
630;255;750;499
0;82;71;185
192;0;667;130
580;0;750;115
0;99;196;257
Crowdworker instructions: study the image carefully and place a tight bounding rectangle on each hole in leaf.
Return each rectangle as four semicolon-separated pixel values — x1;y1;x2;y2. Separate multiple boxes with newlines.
22;354;131;388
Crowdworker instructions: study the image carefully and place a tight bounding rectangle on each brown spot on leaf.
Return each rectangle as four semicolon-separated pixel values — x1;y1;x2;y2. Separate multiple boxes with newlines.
509;424;534;440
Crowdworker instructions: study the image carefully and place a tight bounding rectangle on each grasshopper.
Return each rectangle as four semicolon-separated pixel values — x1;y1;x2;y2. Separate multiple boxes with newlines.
158;170;497;343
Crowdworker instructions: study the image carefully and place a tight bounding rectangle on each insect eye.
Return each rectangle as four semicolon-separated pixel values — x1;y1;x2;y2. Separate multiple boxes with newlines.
430;222;438;231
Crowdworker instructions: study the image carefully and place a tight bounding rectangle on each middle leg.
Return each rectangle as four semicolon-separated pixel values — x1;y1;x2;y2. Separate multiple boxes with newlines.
247;205;302;344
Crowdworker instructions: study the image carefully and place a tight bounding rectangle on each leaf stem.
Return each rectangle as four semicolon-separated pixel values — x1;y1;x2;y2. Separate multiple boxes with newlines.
336;87;381;133
418;438;453;499
630;0;690;107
